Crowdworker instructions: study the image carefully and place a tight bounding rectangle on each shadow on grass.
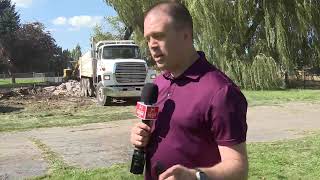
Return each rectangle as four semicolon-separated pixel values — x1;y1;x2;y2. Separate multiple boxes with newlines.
0;83;40;88
109;98;139;107
0;106;24;113
290;79;320;89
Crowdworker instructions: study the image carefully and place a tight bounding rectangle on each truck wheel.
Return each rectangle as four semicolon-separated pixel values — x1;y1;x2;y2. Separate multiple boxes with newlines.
87;78;95;97
96;82;111;106
80;78;88;97
88;86;94;97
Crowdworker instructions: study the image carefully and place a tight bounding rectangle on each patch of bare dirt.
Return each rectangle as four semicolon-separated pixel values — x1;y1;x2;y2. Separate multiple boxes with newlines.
0;93;95;115
0;80;81;100
0;80;95;114
247;102;320;142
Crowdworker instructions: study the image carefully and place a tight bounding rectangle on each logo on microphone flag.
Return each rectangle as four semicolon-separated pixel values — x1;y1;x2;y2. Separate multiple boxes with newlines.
136;102;159;120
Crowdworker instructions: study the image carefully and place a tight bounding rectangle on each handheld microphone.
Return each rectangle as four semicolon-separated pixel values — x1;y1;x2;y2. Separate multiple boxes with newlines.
130;83;159;174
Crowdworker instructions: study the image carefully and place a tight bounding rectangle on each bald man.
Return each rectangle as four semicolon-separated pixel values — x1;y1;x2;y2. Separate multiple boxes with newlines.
131;1;248;180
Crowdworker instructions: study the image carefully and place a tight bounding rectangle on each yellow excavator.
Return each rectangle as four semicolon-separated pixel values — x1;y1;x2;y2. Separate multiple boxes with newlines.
63;60;79;81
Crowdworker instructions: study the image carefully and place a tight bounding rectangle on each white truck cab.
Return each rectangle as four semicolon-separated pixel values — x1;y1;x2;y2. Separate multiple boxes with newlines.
79;40;156;105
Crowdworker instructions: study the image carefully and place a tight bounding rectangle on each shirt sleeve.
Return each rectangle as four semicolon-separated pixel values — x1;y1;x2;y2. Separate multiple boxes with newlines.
208;84;248;146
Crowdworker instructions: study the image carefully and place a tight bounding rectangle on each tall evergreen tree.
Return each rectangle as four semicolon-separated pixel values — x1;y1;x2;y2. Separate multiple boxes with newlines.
0;0;20;81
0;0;20;36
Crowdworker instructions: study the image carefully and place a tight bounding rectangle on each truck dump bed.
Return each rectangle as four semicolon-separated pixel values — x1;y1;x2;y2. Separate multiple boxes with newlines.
79;51;95;78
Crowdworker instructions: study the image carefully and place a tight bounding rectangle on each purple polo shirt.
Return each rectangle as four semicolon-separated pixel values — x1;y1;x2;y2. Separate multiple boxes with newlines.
145;51;248;180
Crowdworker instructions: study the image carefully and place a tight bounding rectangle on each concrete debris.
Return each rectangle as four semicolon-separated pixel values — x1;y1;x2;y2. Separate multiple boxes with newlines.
0;87;30;99
0;80;82;99
42;86;56;92
51;80;81;97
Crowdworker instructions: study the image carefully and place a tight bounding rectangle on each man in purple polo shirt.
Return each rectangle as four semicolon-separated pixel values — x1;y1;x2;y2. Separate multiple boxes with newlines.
130;1;248;180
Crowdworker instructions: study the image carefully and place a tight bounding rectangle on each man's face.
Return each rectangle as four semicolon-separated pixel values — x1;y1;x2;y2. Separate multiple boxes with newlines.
144;11;185;71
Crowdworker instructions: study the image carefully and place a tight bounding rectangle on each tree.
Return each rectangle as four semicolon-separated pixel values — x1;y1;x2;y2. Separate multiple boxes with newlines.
11;22;58;73
0;0;19;33
185;0;320;89
91;16;131;42
48;47;70;76
106;16;133;40
70;44;82;61
104;0;156;43
105;0;320;89
0;40;10;72
91;24;114;42
1;0;73;77
0;0;20;82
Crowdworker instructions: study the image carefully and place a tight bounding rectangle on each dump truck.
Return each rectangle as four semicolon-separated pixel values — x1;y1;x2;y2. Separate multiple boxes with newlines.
79;40;157;106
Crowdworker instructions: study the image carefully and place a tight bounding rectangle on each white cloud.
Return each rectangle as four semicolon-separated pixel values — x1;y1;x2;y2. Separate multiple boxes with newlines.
52;16;103;30
67;27;81;32
52;17;67;25
12;0;33;8
47;28;58;33
68;16;103;28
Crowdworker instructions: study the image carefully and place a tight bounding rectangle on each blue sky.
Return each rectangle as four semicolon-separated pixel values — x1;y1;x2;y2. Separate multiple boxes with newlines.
12;0;117;52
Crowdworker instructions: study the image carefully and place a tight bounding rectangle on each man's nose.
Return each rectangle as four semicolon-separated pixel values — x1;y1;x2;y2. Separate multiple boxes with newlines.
149;37;158;49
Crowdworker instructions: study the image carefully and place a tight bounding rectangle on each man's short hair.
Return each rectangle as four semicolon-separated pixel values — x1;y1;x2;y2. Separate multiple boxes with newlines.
144;0;193;33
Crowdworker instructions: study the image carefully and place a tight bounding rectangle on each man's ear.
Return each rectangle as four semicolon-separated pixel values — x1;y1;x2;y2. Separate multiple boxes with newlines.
183;29;192;41
183;31;190;40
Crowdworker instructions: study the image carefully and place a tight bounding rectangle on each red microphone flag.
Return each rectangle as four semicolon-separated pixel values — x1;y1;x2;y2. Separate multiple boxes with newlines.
136;102;159;120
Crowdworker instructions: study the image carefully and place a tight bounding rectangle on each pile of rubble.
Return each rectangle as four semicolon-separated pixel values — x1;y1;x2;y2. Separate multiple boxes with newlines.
0;88;30;99
0;80;82;99
42;80;81;97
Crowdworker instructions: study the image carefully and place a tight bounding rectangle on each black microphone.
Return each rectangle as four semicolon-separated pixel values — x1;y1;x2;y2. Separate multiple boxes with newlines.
130;83;159;174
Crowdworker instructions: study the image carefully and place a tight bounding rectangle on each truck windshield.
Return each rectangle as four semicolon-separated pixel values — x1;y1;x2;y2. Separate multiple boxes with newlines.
102;46;141;59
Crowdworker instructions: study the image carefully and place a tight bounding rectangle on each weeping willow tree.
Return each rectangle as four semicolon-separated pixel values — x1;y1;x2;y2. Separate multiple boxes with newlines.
105;0;320;89
186;0;320;89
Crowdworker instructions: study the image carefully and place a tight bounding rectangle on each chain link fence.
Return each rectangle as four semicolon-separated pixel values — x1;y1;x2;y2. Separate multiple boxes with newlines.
0;72;63;83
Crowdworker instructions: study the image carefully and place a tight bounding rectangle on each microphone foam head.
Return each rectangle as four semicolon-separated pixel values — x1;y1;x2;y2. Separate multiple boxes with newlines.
141;83;158;105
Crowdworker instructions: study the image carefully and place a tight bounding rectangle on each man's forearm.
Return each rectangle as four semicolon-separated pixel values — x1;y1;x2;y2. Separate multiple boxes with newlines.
200;158;248;180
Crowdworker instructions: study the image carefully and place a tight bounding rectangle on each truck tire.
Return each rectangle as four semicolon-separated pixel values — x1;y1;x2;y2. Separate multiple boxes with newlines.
96;82;111;106
80;78;95;97
87;78;95;97
80;78;88;97
88;86;94;97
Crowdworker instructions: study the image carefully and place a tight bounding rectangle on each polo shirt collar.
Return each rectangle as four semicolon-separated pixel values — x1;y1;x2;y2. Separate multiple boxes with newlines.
162;51;208;81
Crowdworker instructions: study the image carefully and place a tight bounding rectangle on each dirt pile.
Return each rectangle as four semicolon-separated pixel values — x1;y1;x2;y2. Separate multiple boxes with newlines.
43;80;81;97
0;87;30;99
0;80;82;99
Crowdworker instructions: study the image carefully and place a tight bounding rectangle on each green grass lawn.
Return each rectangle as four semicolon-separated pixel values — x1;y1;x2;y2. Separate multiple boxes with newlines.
0;98;136;132
32;164;143;180
0;78;45;84
31;132;320;180
1;89;320;132
248;133;320;179
0;78;46;88
0;89;319;179
243;89;320;106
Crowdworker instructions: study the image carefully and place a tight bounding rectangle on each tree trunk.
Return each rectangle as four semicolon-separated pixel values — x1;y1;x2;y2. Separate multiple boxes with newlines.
123;26;133;40
284;71;289;88
8;69;16;84
11;74;16;84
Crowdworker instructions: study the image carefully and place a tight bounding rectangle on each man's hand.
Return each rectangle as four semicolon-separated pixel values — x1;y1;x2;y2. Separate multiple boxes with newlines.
159;143;248;180
130;122;151;148
159;165;196;180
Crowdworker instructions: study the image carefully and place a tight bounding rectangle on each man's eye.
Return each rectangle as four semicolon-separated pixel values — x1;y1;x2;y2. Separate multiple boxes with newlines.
145;37;150;43
154;34;164;40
